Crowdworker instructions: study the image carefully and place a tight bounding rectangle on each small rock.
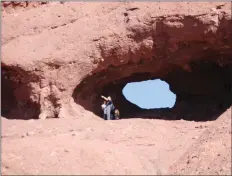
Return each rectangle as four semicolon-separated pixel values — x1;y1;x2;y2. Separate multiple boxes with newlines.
195;125;203;129
210;8;217;12
72;133;76;136
21;135;25;138
26;132;34;136
191;155;198;159
64;149;69;153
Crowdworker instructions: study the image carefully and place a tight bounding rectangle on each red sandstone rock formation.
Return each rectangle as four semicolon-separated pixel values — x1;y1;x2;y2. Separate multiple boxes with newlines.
1;2;232;119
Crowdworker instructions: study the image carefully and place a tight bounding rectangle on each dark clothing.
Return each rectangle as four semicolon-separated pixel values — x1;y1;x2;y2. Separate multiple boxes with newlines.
105;100;115;120
111;110;116;120
103;114;107;120
106;100;112;106
111;113;115;120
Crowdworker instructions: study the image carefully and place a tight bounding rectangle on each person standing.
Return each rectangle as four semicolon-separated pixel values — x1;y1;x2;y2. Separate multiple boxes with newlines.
101;95;114;120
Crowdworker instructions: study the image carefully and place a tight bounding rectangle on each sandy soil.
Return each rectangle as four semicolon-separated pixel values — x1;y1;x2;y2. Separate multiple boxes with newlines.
1;108;231;175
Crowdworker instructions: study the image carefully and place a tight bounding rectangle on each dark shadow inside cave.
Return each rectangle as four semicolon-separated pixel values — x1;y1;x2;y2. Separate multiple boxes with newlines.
73;59;232;122
1;66;40;120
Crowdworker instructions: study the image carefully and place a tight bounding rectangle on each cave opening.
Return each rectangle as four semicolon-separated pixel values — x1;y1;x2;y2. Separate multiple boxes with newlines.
122;79;176;109
1;66;41;120
73;59;232;121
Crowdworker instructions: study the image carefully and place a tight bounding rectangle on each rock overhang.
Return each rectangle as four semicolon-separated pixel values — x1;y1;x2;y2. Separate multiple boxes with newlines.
1;2;232;119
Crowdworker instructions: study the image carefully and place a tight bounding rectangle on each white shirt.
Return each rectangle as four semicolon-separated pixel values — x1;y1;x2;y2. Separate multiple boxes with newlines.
101;104;106;110
101;104;107;114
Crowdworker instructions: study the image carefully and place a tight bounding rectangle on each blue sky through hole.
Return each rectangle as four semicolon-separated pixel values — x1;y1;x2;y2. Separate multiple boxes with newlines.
122;79;176;109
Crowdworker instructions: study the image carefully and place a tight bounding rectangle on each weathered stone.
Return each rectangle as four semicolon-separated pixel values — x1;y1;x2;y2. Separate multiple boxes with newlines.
1;2;232;119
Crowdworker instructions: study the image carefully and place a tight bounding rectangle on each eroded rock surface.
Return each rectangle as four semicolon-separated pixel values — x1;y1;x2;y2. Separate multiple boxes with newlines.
1;2;232;119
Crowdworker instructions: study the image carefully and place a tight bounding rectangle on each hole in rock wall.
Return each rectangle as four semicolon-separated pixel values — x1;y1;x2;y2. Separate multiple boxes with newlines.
131;62;232;121
73;59;232;121
122;79;176;109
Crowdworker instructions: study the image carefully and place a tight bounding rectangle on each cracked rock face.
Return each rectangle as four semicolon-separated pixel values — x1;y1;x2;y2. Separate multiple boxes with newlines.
1;2;232;119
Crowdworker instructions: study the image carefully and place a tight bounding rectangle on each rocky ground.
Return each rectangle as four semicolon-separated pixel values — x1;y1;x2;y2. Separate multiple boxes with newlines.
1;107;231;175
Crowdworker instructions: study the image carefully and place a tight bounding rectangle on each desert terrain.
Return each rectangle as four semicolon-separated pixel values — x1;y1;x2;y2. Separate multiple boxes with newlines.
1;2;232;175
2;108;231;175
